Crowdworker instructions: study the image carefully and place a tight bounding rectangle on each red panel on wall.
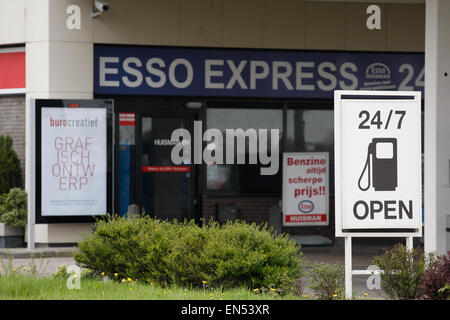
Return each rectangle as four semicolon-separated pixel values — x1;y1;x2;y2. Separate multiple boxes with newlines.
0;51;25;89
119;112;136;126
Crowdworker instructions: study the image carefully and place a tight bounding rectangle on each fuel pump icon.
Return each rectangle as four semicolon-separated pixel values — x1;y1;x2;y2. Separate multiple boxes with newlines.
358;138;398;191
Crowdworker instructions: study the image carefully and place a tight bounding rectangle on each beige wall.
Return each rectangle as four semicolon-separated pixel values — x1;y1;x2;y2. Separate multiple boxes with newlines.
94;0;426;52
0;0;26;45
1;0;425;52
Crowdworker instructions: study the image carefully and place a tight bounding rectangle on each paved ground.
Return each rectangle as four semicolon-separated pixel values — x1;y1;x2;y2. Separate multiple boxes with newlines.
301;247;386;299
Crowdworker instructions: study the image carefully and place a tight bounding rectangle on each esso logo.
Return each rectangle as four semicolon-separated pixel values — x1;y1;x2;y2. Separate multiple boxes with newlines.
298;200;314;213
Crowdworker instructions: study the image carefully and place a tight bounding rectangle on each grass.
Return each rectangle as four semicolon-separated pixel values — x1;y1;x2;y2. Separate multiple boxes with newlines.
0;256;374;300
0;273;303;300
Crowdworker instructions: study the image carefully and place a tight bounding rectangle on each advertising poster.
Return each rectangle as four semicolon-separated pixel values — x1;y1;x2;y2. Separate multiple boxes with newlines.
41;107;107;216
282;152;329;226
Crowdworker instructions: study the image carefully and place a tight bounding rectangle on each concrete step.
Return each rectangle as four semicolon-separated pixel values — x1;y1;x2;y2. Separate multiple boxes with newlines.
0;247;75;259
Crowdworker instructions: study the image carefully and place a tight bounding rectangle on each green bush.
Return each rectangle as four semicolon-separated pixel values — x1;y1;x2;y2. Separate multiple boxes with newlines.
420;251;450;300
0;136;22;194
0;188;27;227
74;216;177;284
438;284;450;299
372;243;429;300
307;263;344;299
165;220;304;292
73;216;304;292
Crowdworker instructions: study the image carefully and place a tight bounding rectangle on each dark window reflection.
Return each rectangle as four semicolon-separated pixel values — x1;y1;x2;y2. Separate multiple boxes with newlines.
206;108;283;193
286;109;334;194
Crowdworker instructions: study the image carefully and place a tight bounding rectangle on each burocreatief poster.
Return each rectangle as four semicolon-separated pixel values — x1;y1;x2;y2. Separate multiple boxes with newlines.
41;107;107;216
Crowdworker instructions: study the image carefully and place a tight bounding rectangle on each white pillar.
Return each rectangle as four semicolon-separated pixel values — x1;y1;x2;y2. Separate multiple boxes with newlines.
425;0;450;254
25;0;94;246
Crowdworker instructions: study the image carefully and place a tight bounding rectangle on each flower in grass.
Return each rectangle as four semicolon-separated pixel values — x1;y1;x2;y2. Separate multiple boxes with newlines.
121;278;126;283
13;268;16;272
364;292;369;297
101;272;105;276
202;280;207;285
333;294;338;298
270;288;276;292
129;288;133;292
114;273;118;278
127;277;132;282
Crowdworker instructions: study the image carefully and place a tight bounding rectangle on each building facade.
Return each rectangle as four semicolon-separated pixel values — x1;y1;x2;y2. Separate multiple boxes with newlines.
0;0;430;246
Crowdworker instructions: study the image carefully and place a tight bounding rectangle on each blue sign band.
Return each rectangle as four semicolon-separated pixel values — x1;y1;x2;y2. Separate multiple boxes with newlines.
94;45;424;98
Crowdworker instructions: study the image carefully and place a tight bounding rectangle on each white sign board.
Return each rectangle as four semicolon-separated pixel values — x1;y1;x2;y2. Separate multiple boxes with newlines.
282;152;329;226
41;107;107;216
334;91;422;236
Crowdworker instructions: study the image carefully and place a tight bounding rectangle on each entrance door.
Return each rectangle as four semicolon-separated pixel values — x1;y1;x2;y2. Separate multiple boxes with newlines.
138;115;196;221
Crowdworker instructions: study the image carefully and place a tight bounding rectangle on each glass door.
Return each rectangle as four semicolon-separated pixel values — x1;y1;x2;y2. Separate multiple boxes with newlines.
139;115;196;221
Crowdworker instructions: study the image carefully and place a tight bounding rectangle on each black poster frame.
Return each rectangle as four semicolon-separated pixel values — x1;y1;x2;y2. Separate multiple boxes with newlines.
34;99;114;224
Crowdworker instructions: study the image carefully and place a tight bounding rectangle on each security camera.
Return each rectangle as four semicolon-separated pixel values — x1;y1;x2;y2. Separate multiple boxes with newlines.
92;0;109;18
94;0;109;12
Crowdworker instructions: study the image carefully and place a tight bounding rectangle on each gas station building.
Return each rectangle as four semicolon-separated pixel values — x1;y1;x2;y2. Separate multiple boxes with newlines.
0;0;448;254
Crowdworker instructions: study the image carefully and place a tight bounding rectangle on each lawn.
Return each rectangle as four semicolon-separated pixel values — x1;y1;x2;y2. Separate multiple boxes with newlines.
0;273;303;300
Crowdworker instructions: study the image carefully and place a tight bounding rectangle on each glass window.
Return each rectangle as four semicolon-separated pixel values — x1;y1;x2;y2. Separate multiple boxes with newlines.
286;109;334;194
118;114;136;216
286;109;334;155
206;108;283;193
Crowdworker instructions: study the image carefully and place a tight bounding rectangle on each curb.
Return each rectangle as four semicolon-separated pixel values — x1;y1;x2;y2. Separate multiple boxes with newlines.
0;248;75;259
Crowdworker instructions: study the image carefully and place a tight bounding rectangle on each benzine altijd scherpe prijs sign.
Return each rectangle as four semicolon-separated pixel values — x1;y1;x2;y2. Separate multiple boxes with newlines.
282;153;329;227
335;91;422;231
41;107;107;216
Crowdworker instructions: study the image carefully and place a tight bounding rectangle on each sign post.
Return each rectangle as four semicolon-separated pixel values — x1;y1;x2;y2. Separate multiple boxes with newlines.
282;152;329;227
334;90;422;299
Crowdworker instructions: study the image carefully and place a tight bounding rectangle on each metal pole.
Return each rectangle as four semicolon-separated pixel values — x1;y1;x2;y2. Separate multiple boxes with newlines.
27;208;35;249
345;236;352;299
406;236;413;250
26;99;35;250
